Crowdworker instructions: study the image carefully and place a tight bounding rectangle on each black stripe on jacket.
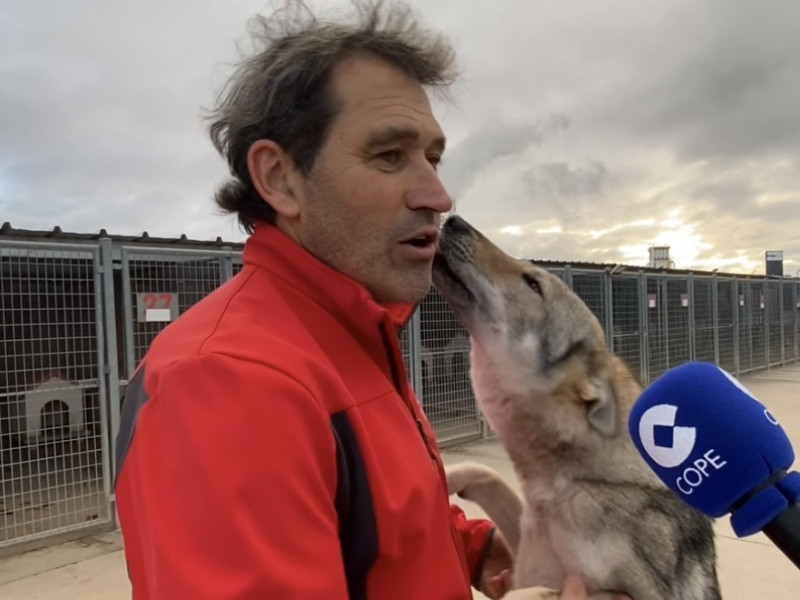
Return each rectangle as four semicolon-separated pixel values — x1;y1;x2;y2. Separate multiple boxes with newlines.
332;411;379;600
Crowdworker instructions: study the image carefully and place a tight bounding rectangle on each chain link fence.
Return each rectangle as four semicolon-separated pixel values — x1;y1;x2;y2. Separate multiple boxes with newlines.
415;289;481;442
1;234;799;551
717;279;736;374
610;274;643;379
1;243;112;551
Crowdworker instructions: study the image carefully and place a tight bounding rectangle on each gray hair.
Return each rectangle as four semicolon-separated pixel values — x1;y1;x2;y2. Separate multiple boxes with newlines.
207;0;458;233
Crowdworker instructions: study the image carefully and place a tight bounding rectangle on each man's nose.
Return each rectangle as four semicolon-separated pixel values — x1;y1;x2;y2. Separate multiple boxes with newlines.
404;169;453;214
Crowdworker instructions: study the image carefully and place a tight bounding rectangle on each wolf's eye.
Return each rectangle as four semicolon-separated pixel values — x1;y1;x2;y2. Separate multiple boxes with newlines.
523;273;542;296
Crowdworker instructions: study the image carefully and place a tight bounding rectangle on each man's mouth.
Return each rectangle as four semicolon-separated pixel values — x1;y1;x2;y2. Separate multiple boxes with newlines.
401;232;437;248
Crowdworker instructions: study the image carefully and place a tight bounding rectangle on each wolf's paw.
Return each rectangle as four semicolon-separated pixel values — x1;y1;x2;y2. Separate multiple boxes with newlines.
444;461;502;498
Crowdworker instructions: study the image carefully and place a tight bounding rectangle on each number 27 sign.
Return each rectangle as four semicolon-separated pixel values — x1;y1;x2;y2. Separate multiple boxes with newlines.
136;292;179;323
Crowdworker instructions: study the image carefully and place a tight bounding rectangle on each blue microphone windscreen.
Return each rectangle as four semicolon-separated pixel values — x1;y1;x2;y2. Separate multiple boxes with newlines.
628;361;794;518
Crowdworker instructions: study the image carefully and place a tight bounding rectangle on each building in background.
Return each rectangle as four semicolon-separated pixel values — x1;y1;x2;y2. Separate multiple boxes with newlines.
766;250;784;277
648;245;675;269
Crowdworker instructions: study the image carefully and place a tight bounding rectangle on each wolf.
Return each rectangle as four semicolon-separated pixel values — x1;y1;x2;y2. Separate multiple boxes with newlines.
432;216;721;600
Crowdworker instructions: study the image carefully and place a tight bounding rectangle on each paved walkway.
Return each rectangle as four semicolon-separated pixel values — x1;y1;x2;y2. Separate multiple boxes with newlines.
1;364;799;599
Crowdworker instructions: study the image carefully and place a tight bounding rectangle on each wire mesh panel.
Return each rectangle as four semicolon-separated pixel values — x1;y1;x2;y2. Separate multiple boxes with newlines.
794;283;800;362
717;279;736;373
416;288;480;445
693;278;715;364
795;282;800;362
121;250;227;379
736;284;749;372
646;276;667;382
232;257;244;277
753;282;768;370
571;272;606;333
783;282;796;363
398;310;424;410
767;281;782;366
665;278;691;369
6;232;799;555
611;275;642;381
0;244;111;548
736;285;747;371
739;280;766;371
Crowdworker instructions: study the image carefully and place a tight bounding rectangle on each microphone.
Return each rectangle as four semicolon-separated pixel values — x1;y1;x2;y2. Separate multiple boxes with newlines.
628;361;800;569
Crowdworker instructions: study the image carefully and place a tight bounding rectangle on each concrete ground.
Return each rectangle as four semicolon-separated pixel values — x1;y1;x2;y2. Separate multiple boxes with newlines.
1;363;799;599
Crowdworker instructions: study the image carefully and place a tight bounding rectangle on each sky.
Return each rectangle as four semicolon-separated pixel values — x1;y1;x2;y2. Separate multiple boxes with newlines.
1;0;798;275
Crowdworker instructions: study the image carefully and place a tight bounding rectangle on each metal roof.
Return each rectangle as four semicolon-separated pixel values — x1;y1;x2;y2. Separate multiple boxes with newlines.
527;258;795;280
0;221;244;249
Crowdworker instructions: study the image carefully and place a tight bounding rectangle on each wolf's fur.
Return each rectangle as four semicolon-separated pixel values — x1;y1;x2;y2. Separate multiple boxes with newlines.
432;216;721;600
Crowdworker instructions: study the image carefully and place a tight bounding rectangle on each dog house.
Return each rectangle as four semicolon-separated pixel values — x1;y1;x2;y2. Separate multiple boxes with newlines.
22;376;85;443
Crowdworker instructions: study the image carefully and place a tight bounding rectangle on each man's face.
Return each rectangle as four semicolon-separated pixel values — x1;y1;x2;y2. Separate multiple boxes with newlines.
289;53;453;305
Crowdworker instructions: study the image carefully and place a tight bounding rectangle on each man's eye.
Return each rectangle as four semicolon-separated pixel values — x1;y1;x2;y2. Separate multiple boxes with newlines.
377;149;404;165
522;273;542;296
427;154;442;170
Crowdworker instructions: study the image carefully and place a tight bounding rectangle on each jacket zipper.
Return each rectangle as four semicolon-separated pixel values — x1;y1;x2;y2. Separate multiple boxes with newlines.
378;323;438;463
379;322;475;595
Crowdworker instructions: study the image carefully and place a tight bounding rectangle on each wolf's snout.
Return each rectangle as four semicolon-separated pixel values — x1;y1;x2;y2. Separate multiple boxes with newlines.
438;216;478;261
442;215;476;237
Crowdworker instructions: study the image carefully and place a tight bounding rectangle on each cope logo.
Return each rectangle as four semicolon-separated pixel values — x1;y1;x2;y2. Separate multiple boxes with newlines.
638;403;728;495
638;404;697;468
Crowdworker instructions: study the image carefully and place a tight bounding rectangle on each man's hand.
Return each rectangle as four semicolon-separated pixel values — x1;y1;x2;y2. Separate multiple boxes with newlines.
477;529;632;600
501;575;633;600
478;529;514;599
559;575;631;599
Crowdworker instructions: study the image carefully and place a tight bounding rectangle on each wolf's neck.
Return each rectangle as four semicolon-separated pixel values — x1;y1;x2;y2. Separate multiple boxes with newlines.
495;408;587;480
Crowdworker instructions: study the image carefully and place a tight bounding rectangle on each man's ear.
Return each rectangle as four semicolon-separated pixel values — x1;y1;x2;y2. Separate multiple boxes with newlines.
247;140;300;219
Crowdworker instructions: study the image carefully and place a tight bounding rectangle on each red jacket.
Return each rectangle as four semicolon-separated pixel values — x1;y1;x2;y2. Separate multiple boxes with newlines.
115;224;494;599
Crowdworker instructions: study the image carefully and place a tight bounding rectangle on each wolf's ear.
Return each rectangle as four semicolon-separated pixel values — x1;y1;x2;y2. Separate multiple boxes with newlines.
584;378;619;437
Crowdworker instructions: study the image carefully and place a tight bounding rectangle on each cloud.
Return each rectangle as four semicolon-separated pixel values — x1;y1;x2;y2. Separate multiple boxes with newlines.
439;113;570;198
0;0;263;240
1;0;798;274
610;1;800;162
523;160;608;205
433;0;800;272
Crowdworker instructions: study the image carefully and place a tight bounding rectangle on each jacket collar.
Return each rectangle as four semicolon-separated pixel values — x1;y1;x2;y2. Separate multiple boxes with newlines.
243;223;417;330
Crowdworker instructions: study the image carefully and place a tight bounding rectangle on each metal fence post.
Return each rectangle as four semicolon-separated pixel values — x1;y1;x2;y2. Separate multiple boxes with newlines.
120;250;136;380
732;278;740;375
91;244;114;532
661;277;669;372
99;239;121;496
792;282;800;361
711;273;720;365
604;270;614;350
407;307;423;405
563;264;574;289
779;280;786;365
688;273;696;361
638;271;649;385
219;246;234;283
748;280;755;372
764;279;770;369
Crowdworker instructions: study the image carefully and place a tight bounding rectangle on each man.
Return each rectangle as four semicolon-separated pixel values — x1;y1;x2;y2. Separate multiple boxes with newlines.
115;2;620;598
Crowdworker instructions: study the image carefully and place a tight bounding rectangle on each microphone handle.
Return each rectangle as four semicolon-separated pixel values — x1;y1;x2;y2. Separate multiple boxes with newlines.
762;503;800;570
